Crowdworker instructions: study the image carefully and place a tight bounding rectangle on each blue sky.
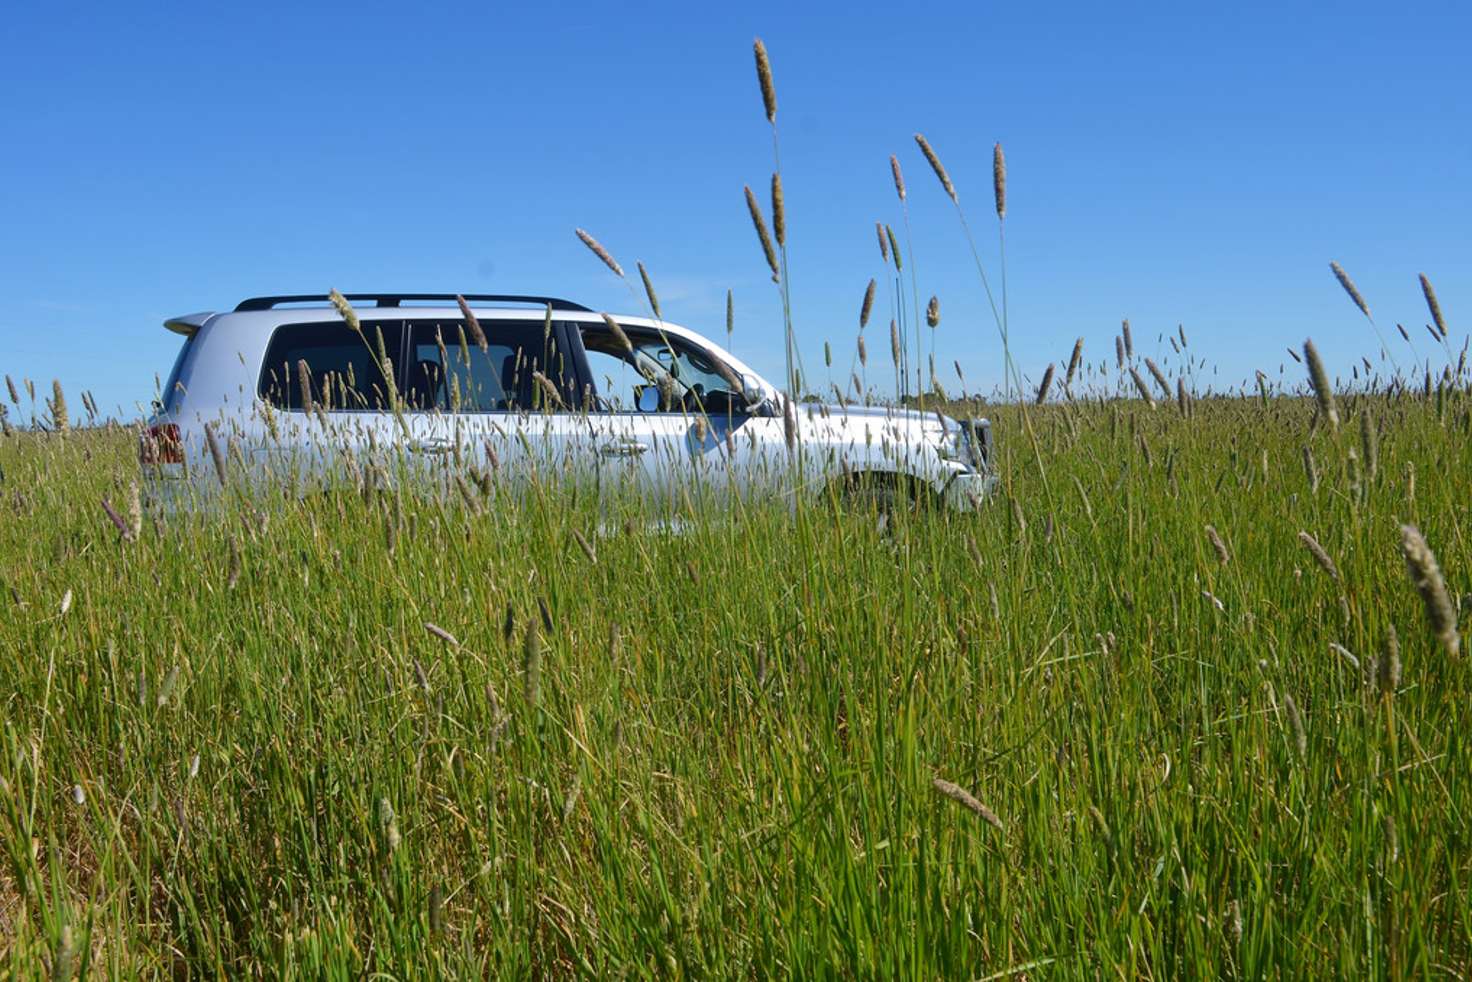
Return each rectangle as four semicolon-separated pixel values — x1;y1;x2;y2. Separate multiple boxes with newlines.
1;0;1468;417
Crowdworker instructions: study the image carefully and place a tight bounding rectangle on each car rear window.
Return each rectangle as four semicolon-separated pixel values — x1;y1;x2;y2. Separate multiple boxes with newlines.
258;322;403;411
161;335;195;413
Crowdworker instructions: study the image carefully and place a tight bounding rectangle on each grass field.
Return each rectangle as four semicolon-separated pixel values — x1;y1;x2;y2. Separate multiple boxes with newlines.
2;377;1469;976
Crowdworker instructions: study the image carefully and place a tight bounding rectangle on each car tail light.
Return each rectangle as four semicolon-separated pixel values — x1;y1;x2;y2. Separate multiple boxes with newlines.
140;423;183;465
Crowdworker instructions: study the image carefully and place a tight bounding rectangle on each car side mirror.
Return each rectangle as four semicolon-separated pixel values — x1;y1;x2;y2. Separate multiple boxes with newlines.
740;373;766;410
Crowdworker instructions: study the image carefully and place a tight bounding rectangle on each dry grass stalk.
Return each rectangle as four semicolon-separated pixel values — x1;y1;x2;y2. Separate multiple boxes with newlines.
770;173;786;248
1205;525;1230;565
857;334;867;367
1302;339;1339;430
992;142;1006;219
753;38;776;123
1419;274;1447;337
926;295;940;328
4;375;17;404
890;154;905;201
860;279;876;328
1036;364;1055;404
576;228;624;278
637;262;661;318
1115;336;1125;369
1128;367;1156;408
455;295;488;352
1400;524;1459;657
1177;377;1191;416
1330;261;1370;318
1122;319;1134;359
744;186;780;282
329;289;362;333
424;622;460;648
914;133;957;203
931;776;1004;831
1297;531;1340;581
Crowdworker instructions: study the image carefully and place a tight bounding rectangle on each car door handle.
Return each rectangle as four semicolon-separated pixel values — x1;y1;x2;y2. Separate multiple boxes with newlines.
409;438;453;455
599;440;650;458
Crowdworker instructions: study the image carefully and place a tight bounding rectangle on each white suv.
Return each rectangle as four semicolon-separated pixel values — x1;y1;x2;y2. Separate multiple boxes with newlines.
141;293;997;512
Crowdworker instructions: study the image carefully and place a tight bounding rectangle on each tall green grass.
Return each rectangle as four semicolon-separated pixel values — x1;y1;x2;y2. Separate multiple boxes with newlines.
2;380;1469;976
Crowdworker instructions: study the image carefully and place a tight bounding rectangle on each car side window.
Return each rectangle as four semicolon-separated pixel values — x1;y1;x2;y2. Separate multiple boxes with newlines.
579;325;748;416
404;320;564;412
258;321;402;411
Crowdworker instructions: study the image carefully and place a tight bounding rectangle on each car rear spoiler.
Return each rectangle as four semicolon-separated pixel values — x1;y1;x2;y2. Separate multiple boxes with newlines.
164;312;214;336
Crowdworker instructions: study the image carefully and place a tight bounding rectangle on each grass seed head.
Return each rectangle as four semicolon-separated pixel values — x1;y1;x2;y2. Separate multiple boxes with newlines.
860;279;876;328
743;186;780;282
576;228;624;278
1302;339;1339;430
931;776;1003;831
890;154;906;201
876;221;889;263
51;379;68;432
1065;338;1084;387
886;225;902;271
889;320;901;367
523;621;543;706
1205;525;1230;565
1330;261;1371;318
992;142;1006;218
770;172;786;248
914;133;957;203
1128;367;1156;408
1122;319;1134;358
1036;364;1055;404
456;295;489;352
4;375;17;405
1283;693;1307;760
1400;524;1459;657
753;38;776;123
926;295;940;328
637;262;661;319
600;313;633;355
1380;624;1402;693
204;422;228;488
1297;530;1340;581
1419;273;1447;337
329;289;362;333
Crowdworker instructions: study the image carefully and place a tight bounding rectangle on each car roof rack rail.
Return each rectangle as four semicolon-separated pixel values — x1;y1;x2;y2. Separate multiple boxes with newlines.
234;293;594;313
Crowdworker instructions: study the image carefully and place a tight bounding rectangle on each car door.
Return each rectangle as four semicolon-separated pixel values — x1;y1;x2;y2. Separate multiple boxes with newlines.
250;318;407;495
399;315;601;502
578;321;787;514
